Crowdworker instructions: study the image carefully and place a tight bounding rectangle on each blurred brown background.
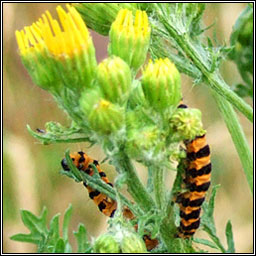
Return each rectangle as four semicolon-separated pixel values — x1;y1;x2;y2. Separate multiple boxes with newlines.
3;3;253;253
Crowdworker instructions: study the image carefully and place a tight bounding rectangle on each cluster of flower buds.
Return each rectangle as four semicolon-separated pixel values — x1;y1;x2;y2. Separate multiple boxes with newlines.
16;3;206;159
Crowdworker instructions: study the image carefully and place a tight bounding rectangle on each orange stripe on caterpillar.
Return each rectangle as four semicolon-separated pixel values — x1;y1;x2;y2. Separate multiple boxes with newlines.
176;102;212;239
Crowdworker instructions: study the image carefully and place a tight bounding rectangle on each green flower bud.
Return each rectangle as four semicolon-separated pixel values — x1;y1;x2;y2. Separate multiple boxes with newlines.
109;9;151;72
80;90;125;135
121;233;147;253
73;3;138;36
15;5;97;92
93;233;121;253
142;58;182;111
170;108;206;140
97;56;132;104
126;125;165;164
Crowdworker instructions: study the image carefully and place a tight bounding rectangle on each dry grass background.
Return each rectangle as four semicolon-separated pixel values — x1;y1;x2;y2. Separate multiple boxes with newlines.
3;3;253;253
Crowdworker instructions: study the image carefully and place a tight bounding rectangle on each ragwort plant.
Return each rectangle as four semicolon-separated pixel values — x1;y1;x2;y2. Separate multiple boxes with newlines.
11;3;252;253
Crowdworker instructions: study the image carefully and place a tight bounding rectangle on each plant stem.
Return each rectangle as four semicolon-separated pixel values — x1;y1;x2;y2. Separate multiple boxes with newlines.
151;166;165;209
155;9;253;122
114;152;155;212
213;92;253;194
158;167;195;253
159;201;193;253
159;204;180;252
79;171;140;216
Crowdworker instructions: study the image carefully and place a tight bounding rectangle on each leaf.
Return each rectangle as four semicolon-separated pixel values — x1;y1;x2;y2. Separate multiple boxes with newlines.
48;213;60;240
10;207;48;250
193;238;219;250
10;233;41;244
27;124;94;145
65;150;83;182
200;185;226;253
10;205;92;253
229;5;253;47
64;242;72;253
74;223;91;253
59;169;81;183
63;204;73;242
206;184;220;218
20;207;48;238
225;220;235;253
46;213;61;252
54;238;65;253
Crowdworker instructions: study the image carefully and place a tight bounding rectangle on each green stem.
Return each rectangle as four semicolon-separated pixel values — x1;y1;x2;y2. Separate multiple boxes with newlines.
79;171;140;216
159;201;194;253
159;204;180;252
146;166;154;193
158;165;195;253
155;10;253;122
114;152;155;212
213;92;253;194
151;166;165;209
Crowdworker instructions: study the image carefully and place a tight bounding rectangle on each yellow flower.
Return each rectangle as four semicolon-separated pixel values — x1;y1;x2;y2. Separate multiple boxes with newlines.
15;5;97;91
112;9;150;40
109;9;151;72
16;5;92;58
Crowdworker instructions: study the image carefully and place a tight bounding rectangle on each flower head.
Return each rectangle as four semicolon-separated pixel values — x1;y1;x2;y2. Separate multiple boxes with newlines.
170;108;206;140
142;58;181;111
93;233;121;253
16;5;91;58
80;90;125;135
15;5;97;91
97;56;132;105
109;9;151;72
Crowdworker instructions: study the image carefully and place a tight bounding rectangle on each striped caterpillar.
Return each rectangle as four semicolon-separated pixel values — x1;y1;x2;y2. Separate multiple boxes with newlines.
175;103;211;238
61;151;117;217
61;151;158;250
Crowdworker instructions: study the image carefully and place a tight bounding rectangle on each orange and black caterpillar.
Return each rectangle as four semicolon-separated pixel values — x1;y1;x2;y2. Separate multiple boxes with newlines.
175;102;211;238
61;151;159;250
61;151;117;218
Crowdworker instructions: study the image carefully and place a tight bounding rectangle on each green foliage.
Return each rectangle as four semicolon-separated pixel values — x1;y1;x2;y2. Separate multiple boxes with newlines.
199;185;235;253
229;5;253;98
10;205;92;253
